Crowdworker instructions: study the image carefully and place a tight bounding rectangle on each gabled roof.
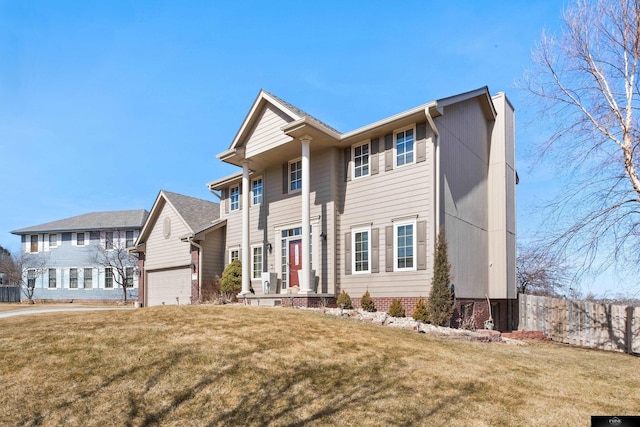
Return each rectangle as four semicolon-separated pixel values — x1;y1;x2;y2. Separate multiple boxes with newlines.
11;210;149;235
215;86;499;169
223;89;340;155
136;190;219;245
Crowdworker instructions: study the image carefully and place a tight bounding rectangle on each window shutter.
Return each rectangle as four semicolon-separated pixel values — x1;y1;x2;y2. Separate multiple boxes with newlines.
71;233;77;247
416;122;427;163
344;148;351;182
384;133;393;171
282;163;288;194
385;225;393;272
238;185;242;210
344;232;352;275
417;220;427;270
223;188;229;214
371;228;379;273
370;138;379;175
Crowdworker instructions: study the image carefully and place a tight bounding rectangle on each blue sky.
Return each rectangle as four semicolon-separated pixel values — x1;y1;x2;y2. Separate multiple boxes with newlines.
3;1;612;292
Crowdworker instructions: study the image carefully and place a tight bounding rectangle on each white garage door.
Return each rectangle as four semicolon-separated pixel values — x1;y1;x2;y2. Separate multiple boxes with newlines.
147;268;192;306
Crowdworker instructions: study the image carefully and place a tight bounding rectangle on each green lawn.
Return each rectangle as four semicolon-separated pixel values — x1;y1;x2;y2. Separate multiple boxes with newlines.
0;305;638;426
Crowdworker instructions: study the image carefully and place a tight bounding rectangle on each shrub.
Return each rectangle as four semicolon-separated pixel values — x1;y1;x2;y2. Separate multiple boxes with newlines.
412;297;430;323
220;260;242;301
388;299;405;318
428;231;455;326
360;290;376;312
336;290;352;309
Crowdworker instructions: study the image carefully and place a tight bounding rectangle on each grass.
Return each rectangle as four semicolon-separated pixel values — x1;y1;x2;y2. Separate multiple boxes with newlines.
0;305;638;426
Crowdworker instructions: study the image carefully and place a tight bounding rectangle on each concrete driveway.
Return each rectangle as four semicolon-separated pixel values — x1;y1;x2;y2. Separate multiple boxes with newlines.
0;305;135;319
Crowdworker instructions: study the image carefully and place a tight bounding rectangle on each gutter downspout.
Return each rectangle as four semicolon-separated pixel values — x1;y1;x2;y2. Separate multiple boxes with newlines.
425;108;441;237
188;237;204;303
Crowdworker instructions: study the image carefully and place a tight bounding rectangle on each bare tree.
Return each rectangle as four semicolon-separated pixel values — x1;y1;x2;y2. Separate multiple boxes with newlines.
517;243;572;297
522;0;640;281
0;250;50;303
91;231;138;303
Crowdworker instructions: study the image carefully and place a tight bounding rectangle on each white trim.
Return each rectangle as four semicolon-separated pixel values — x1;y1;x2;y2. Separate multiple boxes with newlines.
230;185;240;211
352;140;371;179
394;219;417;272
394;125;416;169
250;244;263;281
228;246;240;264
352;226;371;274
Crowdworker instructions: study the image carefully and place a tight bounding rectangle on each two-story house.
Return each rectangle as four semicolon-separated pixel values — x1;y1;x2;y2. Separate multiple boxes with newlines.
11;210;148;302
206;87;516;328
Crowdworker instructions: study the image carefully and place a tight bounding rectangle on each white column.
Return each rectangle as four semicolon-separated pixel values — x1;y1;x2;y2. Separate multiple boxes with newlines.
299;136;314;294
240;160;251;295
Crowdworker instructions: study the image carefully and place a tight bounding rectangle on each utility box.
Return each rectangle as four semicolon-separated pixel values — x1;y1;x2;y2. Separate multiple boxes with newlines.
261;272;278;294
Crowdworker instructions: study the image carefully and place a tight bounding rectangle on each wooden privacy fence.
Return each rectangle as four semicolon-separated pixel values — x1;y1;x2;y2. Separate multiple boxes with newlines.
518;293;640;355
0;286;21;303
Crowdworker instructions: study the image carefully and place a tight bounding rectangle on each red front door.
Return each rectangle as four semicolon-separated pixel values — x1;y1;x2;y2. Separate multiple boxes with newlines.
288;239;302;288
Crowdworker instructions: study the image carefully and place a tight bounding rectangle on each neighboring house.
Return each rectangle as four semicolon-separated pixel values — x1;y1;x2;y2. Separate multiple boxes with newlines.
132;190;224;306
207;87;517;329
11;210;148;301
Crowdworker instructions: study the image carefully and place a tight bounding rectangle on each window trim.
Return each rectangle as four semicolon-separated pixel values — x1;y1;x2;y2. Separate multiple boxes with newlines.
125;230;135;248
288;158;302;193
69;268;78;289
230;185;240;211
251;244;263;281
29;235;39;253
48;268;57;288
76;232;86;247
83;267;93;289
252;177;263;205
352;226;371;274
394;219;417;272
352;141;371;179
105;231;114;250
394;126;416;168
228;247;240;264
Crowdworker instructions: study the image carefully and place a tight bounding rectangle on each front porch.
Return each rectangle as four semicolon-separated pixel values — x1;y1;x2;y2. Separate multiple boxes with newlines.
240;293;337;308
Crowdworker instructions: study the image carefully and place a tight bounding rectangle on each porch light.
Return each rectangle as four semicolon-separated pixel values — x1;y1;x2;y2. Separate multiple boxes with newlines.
320;231;327;240
190;262;197;273
266;243;272;253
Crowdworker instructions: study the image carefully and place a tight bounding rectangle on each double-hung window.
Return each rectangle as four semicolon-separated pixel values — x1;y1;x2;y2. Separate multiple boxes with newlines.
84;268;93;289
229;248;239;263
126;231;134;247
125;267;134;287
69;268;78;288
30;235;38;253
353;142;370;178
289;159;302;192
252;246;263;280
105;232;114;250
394;220;416;271
395;128;415;167
230;186;239;211
252;178;263;205
48;268;57;288
105;267;113;288
27;269;36;288
352;228;371;274
49;234;58;248
76;233;85;246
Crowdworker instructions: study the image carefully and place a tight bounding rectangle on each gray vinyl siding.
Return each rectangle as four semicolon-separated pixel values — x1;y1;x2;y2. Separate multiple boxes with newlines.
438;96;491;299
337;127;435;299
245;105;295;158
144;202;192;271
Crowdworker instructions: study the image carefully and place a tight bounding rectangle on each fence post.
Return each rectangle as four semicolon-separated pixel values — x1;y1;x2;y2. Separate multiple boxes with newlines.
626;306;634;355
